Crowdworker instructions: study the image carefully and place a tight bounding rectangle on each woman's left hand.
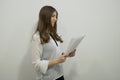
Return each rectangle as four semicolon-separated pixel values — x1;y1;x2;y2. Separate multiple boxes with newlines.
67;49;76;57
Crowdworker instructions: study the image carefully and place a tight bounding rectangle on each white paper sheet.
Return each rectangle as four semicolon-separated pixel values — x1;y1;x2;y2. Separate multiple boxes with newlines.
66;35;85;54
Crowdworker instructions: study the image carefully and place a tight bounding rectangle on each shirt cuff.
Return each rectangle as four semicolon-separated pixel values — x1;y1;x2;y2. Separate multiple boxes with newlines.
40;60;49;74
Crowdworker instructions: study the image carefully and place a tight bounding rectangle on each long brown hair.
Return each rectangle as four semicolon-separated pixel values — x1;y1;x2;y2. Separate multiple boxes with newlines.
35;5;63;44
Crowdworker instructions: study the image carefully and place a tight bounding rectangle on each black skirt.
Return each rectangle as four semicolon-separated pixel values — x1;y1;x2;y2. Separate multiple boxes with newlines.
56;76;64;80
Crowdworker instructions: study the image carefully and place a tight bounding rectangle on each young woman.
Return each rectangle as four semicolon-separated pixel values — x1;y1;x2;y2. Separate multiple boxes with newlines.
32;5;76;80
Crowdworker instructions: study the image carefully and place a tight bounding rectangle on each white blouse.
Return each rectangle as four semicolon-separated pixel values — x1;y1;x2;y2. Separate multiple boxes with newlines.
32;32;63;80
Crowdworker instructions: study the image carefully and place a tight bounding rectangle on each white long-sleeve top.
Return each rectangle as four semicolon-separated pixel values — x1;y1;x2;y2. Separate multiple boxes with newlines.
32;32;63;80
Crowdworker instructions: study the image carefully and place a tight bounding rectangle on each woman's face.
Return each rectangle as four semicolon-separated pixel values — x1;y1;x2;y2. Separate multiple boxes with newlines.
51;11;57;27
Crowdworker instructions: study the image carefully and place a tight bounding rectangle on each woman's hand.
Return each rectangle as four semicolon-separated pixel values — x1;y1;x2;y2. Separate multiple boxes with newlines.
48;53;68;67
57;53;68;63
56;50;76;64
67;49;76;57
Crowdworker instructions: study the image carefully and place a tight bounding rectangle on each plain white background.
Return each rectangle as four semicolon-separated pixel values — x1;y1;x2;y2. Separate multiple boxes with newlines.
0;0;120;80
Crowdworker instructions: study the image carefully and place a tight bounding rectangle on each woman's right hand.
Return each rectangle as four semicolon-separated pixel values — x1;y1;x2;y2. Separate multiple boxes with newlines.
48;53;68;67
57;53;68;63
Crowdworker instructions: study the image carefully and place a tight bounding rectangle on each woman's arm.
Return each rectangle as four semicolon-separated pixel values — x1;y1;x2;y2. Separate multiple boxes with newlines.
32;33;48;74
48;53;68;67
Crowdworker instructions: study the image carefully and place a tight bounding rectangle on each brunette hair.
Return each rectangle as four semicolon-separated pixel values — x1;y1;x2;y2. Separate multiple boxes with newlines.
35;5;63;44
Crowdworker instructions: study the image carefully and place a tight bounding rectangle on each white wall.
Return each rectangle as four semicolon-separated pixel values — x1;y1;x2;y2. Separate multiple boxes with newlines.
0;0;120;80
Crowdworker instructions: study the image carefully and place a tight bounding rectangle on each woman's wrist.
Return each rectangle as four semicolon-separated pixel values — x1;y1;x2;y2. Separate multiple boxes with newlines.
48;58;59;67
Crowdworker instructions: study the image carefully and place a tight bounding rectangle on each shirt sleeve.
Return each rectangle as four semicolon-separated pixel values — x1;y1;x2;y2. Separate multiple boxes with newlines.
32;33;48;74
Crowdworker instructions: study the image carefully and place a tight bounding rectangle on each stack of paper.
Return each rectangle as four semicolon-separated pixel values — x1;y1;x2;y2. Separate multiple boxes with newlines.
66;35;85;53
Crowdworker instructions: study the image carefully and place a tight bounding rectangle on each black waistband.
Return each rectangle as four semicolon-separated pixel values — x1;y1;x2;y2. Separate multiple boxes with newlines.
56;76;64;80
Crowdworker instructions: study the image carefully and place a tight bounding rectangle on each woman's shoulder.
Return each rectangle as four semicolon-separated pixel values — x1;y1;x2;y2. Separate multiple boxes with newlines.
32;31;40;40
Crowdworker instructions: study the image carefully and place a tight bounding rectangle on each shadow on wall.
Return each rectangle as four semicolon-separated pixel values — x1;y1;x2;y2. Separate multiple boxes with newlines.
65;63;79;80
18;43;35;80
81;60;107;80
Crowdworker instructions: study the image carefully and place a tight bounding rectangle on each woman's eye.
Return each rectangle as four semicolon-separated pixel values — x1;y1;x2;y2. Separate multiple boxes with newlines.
52;15;55;17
